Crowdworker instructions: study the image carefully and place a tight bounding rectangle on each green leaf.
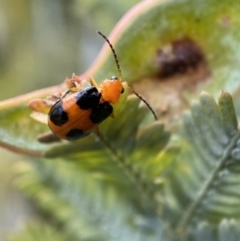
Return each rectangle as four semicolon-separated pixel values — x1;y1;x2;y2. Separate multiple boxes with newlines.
219;219;240;241
195;222;215;241
43;92;171;209
164;91;240;239
0;87;60;156
2;0;240;241
13;158;162;241
1;0;240;153
7;92;171;241
89;0;240;117
193;220;240;241
7;222;70;241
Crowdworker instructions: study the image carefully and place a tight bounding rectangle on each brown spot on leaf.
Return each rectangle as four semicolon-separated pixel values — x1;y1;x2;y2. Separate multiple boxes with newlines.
132;38;210;130
157;38;206;78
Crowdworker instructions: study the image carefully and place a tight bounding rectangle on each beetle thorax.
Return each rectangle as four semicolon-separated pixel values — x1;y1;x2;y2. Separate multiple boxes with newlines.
100;79;123;104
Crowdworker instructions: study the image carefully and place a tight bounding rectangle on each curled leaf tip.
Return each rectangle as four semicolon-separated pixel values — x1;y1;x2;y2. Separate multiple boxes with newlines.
200;91;210;96
37;132;61;143
218;89;231;98
218;91;238;135
218;90;233;104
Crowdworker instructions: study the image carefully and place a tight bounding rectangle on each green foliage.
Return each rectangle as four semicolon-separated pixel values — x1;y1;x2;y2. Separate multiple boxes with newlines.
163;91;240;240
1;0;240;241
6;90;240;241
8;222;69;241
10;93;171;241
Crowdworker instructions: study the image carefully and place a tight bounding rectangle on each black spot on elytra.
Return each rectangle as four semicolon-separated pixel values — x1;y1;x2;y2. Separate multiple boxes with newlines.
90;102;113;124
49;100;68;126
76;86;101;110
66;129;90;140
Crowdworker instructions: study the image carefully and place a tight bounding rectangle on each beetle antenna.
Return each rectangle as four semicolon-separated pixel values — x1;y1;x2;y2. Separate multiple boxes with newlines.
97;31;157;120
97;31;122;82
127;85;158;120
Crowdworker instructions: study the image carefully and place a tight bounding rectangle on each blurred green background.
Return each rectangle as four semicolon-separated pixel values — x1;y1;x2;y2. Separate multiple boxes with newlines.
0;0;139;239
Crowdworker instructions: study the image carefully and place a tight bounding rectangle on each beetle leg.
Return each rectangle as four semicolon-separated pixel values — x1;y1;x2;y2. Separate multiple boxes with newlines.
89;76;99;88
61;87;82;99
94;126;100;136
51;94;61;100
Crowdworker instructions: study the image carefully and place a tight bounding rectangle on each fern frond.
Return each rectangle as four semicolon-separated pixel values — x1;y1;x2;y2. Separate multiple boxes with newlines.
192;219;240;241
164;91;240;239
7;222;69;241
13;157;162;241
44;93;171;212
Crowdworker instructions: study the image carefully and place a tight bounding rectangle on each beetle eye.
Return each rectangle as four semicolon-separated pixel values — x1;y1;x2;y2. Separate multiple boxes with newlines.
111;76;118;81
121;88;124;94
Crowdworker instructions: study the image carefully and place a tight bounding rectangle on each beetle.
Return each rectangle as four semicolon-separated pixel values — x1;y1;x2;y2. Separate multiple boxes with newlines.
46;31;157;140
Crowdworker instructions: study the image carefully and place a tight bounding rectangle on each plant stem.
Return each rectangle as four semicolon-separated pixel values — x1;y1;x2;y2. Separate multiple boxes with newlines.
99;133;161;208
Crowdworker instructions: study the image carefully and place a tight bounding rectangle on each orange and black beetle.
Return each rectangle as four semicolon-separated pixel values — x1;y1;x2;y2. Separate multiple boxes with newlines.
47;31;157;141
